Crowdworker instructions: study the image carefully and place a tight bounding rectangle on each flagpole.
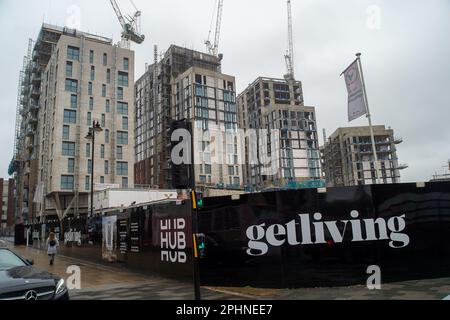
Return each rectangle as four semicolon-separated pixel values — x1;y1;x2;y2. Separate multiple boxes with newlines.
356;53;380;184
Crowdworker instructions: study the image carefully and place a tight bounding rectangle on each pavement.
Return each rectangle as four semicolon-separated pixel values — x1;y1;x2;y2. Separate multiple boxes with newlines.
4;243;239;300
3;240;450;300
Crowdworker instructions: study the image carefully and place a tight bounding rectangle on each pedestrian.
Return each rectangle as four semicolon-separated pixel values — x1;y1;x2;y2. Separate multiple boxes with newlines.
46;232;59;265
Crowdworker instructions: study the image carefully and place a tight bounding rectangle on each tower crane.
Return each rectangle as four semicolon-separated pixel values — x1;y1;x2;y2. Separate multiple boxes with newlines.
284;0;295;81
110;0;145;47
205;0;224;57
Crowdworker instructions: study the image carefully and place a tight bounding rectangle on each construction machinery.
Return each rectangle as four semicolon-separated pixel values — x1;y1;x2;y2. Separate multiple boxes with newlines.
205;0;223;57
110;0;145;47
284;0;295;81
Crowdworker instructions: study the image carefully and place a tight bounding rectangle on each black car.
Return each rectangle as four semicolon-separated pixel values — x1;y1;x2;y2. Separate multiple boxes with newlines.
0;247;69;300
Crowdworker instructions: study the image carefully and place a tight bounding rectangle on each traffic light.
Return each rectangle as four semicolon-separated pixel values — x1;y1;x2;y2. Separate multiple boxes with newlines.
193;233;206;259
191;190;204;209
196;191;204;208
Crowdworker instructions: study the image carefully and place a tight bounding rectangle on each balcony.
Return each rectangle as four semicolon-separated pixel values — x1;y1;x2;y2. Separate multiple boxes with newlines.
27;116;38;125
25;128;35;137
397;163;409;170
30;86;40;99
31;62;38;73
26;141;36;151
353;140;391;146
394;137;403;144
30;101;39;111
31;73;42;85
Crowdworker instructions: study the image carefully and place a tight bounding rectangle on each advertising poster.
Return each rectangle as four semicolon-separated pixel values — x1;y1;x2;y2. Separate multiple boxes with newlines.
102;215;117;262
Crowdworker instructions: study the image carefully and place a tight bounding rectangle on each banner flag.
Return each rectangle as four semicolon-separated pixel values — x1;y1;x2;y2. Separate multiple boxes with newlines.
343;60;367;121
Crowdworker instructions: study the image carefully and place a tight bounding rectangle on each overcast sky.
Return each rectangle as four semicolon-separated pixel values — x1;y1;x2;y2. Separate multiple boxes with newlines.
0;0;449;182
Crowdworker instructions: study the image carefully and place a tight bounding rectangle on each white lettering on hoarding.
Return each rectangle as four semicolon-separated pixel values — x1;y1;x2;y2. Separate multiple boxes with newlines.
246;212;409;256
160;218;187;264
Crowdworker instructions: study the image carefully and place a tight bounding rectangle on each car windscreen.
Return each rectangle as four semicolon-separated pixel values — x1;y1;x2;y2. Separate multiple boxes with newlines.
0;250;27;270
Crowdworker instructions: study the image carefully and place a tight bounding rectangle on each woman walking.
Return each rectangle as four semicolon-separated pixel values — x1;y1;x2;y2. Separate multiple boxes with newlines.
46;232;59;265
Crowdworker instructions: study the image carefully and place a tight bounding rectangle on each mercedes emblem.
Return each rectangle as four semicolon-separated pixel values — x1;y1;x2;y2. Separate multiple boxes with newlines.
25;290;38;301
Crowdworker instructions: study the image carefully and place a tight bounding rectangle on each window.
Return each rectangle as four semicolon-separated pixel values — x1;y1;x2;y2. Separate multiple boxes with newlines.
86;143;91;157
118;71;128;86
85;176;90;191
199;175;206;184
122;177;128;188
102;84;106;97
88;159;92;174
123;57;129;70
88;82;93;95
117;102;128;115
105;129;110;143
61;175;74;190
116;146;123;159
104;160;109;175
117;87;124;100
105;100;110;113
228;166;235;175
89;97;94;110
101;114;106;127
87;112;91;125
62;142;75;156
116;162;128;175
63;109;77;124
67;158;74;173
107;69;111;84
66;61;73;77
65;79;78;93
67;46;79;60
89;50;94;64
103;53;107;66
100;176;105;184
63;125;70;140
100;144;105;159
122;117;128;130
205;164;212;175
117;131;128;145
90;66;95;81
70;94;77;108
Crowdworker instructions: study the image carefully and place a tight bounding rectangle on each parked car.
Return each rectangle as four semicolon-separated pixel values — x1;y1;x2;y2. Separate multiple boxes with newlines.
0;247;69;300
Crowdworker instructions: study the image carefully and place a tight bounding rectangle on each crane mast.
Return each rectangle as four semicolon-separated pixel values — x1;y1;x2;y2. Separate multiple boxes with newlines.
284;0;295;81
205;0;224;57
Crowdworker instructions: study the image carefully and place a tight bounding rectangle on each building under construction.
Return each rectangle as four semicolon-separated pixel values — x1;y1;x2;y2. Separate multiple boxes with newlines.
320;126;407;187
237;77;321;191
10;25;63;225
134;45;243;193
11;24;135;224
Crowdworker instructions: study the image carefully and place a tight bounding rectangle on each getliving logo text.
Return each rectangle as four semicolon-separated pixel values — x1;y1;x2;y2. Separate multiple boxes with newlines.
246;211;409;256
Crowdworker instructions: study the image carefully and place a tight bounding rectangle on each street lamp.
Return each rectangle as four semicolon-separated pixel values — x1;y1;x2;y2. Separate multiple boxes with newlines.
85;121;103;218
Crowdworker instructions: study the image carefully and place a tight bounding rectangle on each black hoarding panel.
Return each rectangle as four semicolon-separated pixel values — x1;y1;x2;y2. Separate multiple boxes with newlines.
371;182;450;282
197;182;450;288
124;201;194;280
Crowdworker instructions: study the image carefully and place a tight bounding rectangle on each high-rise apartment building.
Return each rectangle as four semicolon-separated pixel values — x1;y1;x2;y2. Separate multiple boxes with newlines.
237;77;321;191
0;179;15;232
320;126;407;187
12;24;134;222
135;45;243;192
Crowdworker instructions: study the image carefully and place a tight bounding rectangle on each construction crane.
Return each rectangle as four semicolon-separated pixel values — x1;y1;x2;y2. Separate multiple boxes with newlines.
284;0;295;81
110;0;145;47
205;0;223;57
